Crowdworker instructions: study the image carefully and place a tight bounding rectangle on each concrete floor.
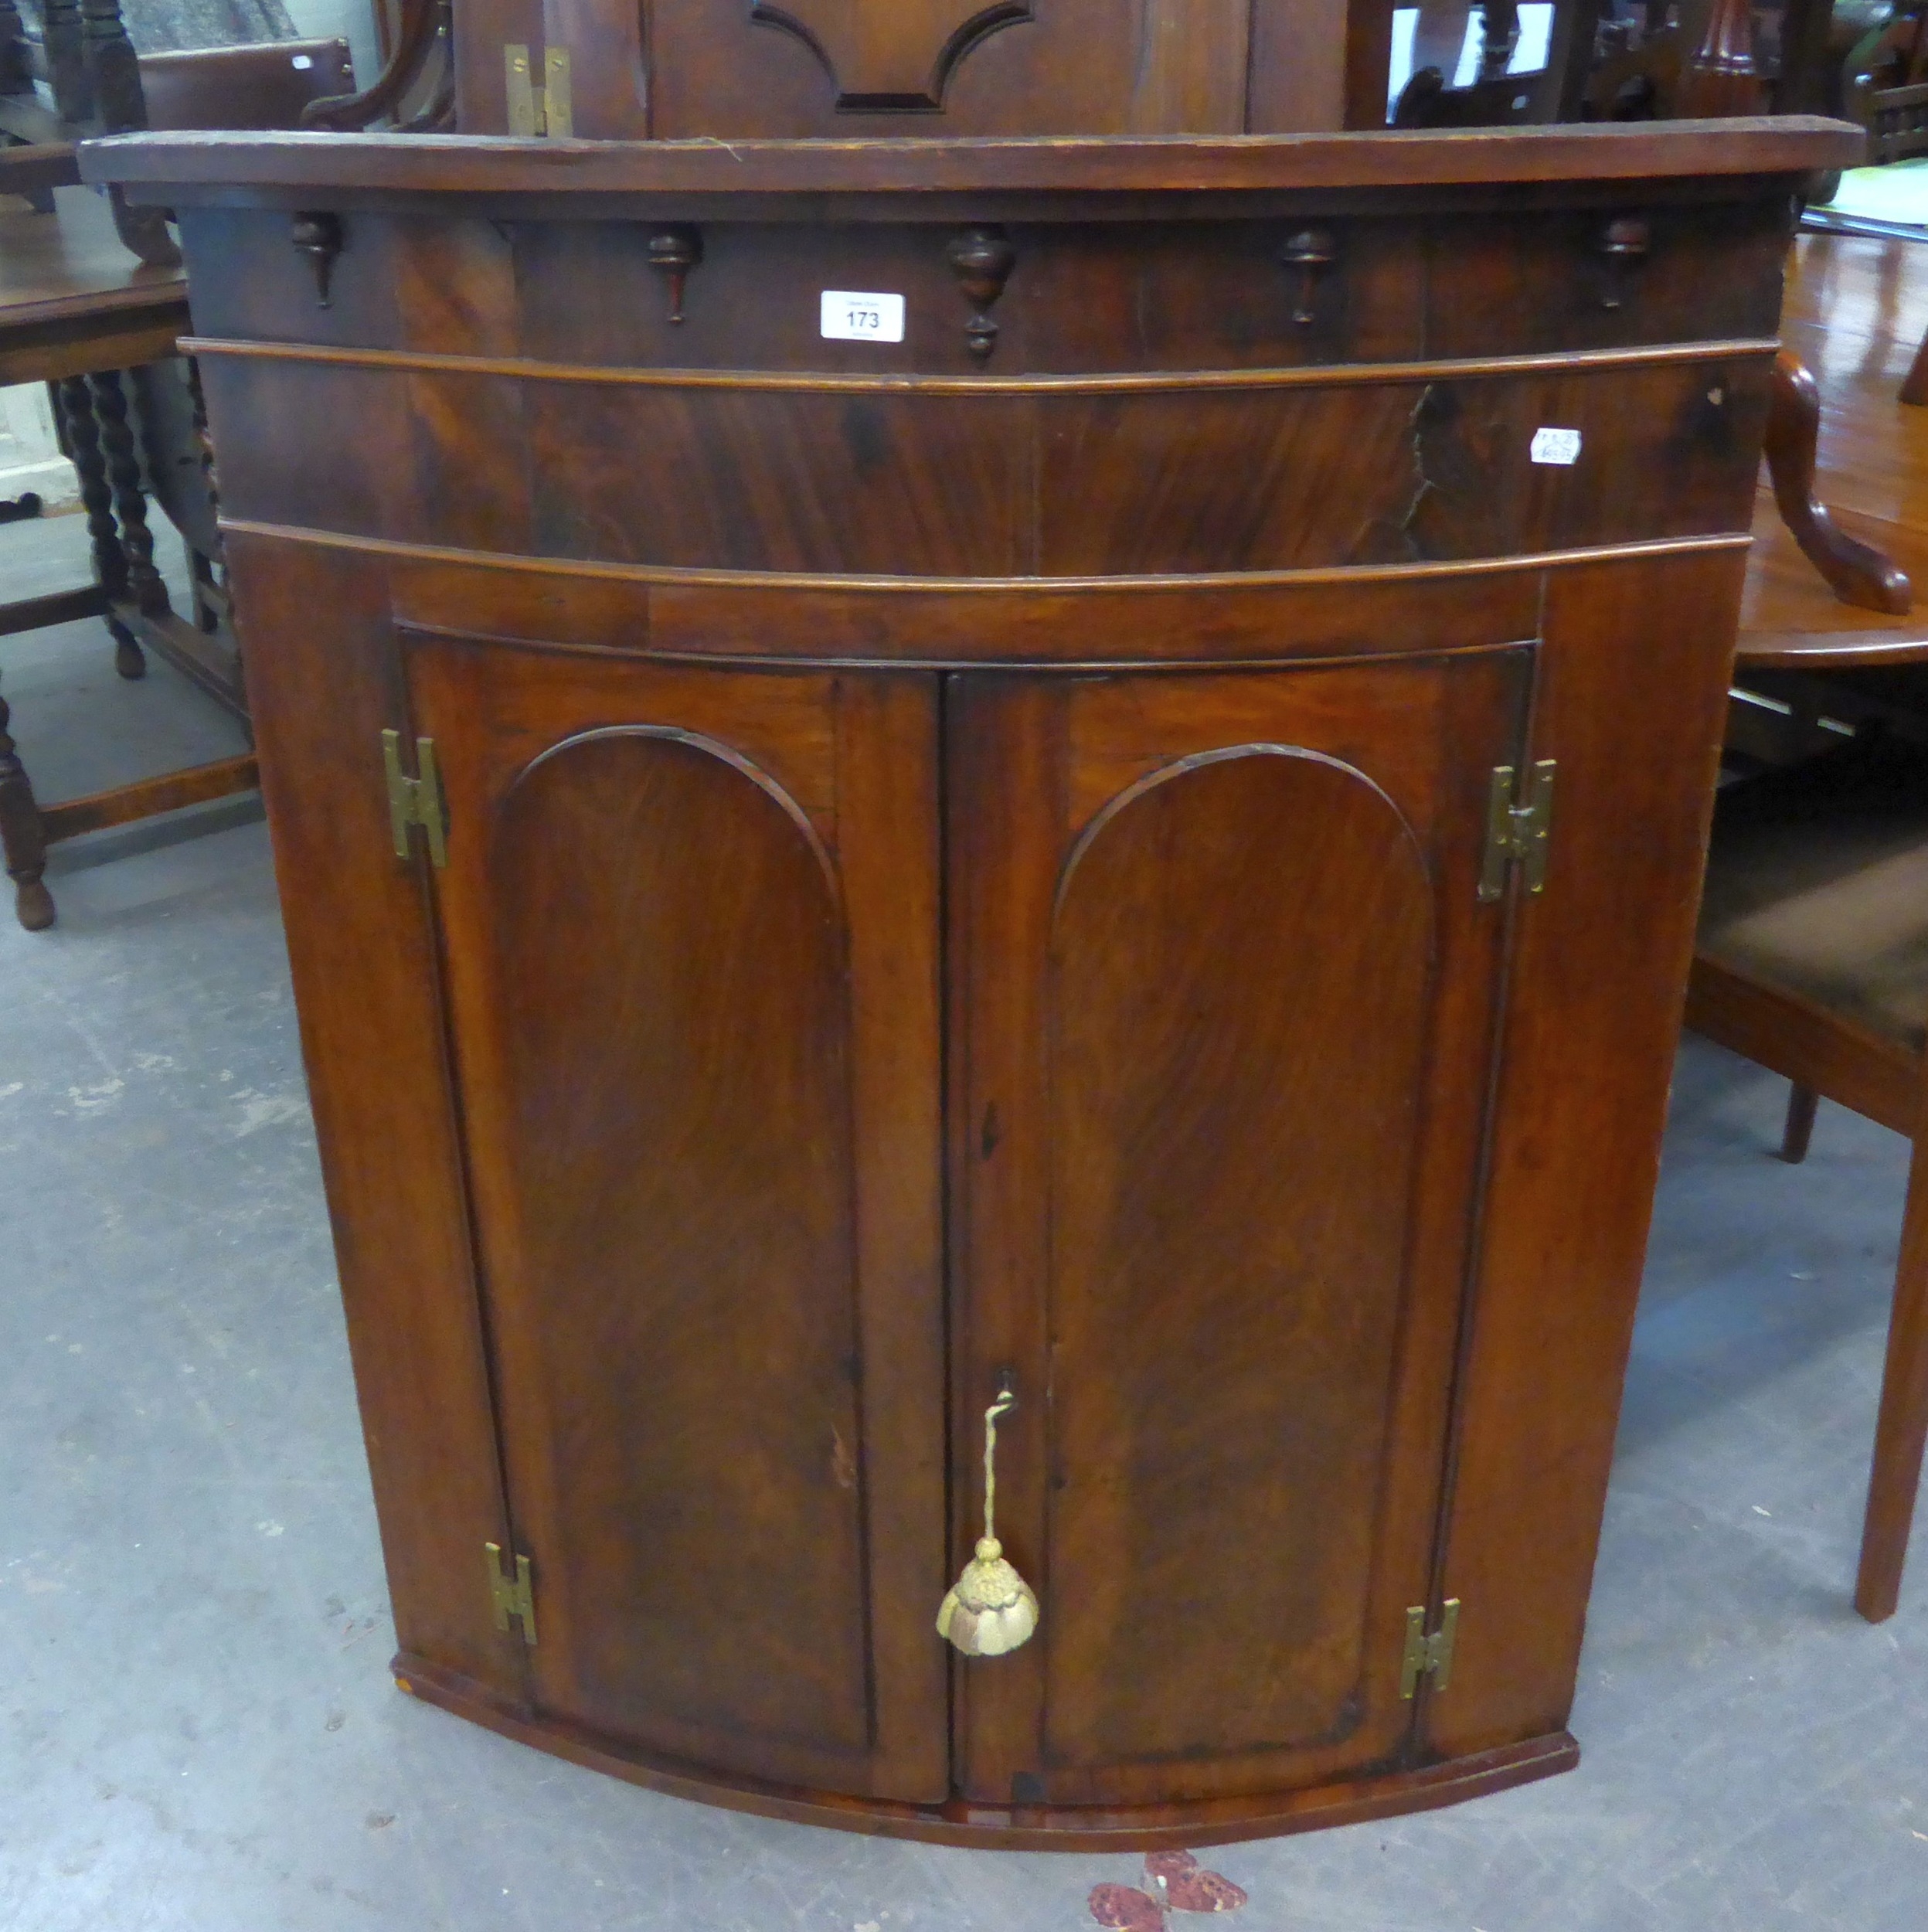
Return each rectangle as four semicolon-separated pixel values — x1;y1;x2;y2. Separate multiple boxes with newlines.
2;512;1926;1930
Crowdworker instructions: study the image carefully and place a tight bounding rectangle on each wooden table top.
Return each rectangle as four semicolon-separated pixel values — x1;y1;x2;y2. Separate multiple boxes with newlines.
1742;228;1928;648
0;182;186;328
0;182;189;384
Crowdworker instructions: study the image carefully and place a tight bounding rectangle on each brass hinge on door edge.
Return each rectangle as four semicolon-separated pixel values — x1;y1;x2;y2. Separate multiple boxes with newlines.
485;1541;538;1645
1477;760;1556;903
383;730;447;869
505;44;573;136
1400;1597;1460;1698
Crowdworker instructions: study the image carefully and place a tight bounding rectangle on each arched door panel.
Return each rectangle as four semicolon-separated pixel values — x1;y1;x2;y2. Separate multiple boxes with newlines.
947;651;1531;1808
409;638;948;1804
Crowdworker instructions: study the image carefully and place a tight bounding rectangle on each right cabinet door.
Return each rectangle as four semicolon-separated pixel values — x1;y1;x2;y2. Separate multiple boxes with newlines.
947;648;1533;1809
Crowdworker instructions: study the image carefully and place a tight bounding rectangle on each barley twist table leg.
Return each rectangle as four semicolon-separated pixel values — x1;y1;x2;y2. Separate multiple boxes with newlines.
88;369;169;621
54;374;143;678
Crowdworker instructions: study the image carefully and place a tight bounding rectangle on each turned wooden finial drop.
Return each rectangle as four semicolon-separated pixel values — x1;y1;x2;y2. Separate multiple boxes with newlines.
947;226;1018;362
647;226;704;324
1596;215;1651;311
290;211;344;308
1280;228;1338;326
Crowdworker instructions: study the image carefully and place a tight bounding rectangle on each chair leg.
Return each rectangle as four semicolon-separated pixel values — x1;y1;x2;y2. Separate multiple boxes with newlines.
0;689;53;930
1854;1129;1928;1621
1780;1082;1820;1163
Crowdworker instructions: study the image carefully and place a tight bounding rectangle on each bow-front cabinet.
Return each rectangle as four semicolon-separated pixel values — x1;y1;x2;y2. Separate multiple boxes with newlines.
86;121;1857;1848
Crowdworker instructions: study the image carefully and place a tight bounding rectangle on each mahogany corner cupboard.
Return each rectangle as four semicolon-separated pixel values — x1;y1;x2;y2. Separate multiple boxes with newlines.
87;116;1856;1849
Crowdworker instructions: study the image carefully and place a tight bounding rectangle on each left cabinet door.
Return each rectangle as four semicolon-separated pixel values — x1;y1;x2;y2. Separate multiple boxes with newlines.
406;634;950;1805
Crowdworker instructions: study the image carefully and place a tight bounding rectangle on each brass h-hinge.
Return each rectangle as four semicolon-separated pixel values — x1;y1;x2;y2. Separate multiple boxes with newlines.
505;43;573;137
383;730;447;869
1400;1597;1460;1698
1477;760;1556;903
485;1541;538;1646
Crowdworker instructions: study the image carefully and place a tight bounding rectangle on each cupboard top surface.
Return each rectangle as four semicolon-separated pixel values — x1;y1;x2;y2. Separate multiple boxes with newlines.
84;120;1861;209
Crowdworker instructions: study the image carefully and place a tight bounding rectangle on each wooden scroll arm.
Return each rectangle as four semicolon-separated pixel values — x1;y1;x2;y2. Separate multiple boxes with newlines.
299;0;445;131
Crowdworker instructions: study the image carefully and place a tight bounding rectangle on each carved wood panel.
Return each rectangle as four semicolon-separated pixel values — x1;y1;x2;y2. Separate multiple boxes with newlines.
644;0;1261;136
750;0;1033;109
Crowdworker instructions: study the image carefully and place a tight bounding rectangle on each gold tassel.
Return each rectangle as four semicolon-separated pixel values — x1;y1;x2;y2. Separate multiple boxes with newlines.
937;1383;1039;1658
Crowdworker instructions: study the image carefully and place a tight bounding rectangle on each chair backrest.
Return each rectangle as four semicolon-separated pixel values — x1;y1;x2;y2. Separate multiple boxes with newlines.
1844;6;1928;159
138;36;354;129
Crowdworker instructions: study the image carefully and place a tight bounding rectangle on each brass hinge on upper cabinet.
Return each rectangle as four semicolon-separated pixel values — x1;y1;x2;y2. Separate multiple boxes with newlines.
382;729;447;869
1400;1597;1460;1698
505;43;573;136
1477;760;1556;903
485;1541;538;1645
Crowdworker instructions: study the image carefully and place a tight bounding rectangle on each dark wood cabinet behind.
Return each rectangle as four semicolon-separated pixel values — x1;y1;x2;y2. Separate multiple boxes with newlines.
498;0;1355;139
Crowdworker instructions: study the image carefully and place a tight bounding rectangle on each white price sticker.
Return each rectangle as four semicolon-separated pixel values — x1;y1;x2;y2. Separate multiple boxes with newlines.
1530;426;1583;466
821;291;906;343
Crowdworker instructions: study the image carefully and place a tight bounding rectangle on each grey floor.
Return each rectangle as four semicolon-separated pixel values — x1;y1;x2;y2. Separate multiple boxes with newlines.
3;513;1926;1931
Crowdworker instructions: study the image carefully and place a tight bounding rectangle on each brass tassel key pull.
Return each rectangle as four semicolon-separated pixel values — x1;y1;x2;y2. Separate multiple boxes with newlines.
937;1379;1039;1657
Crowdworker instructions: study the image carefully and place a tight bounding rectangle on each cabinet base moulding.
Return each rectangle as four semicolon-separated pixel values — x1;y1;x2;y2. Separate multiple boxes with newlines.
391;1652;1579;1851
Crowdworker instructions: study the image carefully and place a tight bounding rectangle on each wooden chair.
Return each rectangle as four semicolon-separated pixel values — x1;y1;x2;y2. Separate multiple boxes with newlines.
1843;0;1928;164
1686;654;1928;1622
1685;220;1928;1620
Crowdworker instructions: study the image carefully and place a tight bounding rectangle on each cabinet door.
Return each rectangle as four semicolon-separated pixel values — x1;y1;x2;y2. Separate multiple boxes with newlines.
947;650;1530;1808
406;636;949;1804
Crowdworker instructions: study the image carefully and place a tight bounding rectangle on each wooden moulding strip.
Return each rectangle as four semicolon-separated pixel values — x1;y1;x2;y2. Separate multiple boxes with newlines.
39;752;260;844
181;334;1780;397
393;1647;1579;1852
218;518;1756;597
82;117;1865;197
